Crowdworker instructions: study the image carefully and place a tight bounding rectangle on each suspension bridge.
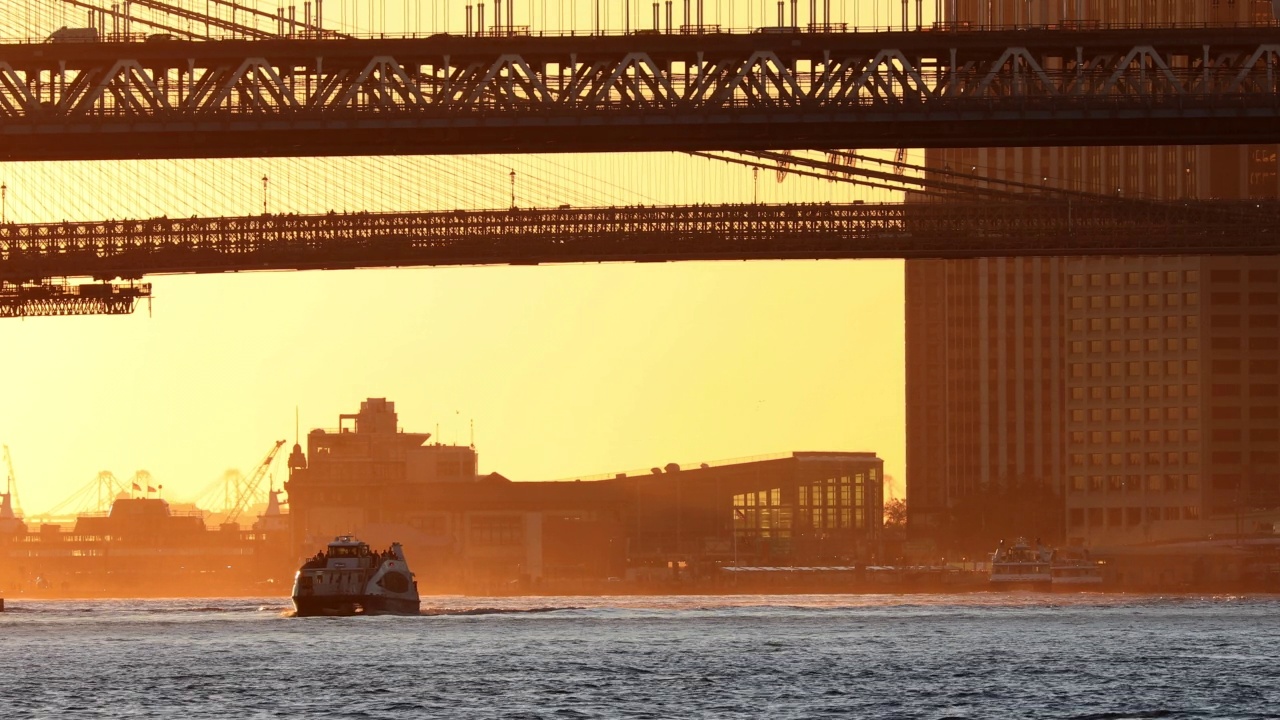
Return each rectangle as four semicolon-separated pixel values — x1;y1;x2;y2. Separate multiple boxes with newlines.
3;197;1278;315
2;1;1280;317
4;26;1280;161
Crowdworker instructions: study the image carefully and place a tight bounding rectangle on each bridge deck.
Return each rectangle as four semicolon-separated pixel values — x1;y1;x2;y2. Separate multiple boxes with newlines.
4;28;1280;158
2;201;1277;282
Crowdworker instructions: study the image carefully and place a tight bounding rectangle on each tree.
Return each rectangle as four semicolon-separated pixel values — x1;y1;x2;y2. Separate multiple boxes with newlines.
884;498;907;530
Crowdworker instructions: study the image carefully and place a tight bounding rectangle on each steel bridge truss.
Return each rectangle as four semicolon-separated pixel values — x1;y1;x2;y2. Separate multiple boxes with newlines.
0;280;151;317
2;201;1277;287
3;27;1280;160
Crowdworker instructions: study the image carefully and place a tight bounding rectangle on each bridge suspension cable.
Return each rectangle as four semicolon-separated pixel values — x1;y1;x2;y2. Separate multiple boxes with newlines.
692;151;948;199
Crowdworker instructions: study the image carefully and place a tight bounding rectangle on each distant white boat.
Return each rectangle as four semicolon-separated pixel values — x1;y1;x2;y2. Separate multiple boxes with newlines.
1050;550;1104;587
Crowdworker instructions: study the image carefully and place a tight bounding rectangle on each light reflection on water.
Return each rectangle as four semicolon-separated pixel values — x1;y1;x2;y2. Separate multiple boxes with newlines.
2;594;1277;719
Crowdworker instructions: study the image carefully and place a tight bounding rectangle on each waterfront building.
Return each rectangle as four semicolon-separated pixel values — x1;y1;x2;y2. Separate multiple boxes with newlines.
0;497;292;595
283;397;481;556
285;399;886;590
607;453;887;570
907;0;1280;552
905;257;1070;550
908;262;1280;553
1063;258;1280;546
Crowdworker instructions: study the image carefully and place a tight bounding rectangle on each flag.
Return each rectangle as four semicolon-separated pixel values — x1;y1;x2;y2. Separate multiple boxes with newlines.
131;483;141;491
147;486;156;493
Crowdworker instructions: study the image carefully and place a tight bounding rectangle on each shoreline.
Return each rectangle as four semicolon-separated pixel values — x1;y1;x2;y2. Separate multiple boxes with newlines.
4;583;1279;601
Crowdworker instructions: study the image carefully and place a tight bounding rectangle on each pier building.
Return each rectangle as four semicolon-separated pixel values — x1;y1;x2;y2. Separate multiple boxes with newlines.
285;399;886;591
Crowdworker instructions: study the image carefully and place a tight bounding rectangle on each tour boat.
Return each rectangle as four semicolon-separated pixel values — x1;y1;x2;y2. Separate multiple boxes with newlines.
1050;549;1105;588
989;537;1053;588
291;535;420;616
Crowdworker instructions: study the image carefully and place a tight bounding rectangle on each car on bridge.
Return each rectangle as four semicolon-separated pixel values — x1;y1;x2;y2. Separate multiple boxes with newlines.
47;27;99;43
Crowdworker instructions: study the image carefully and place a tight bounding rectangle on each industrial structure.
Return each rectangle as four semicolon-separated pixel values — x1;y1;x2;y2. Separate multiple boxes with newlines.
0;437;297;595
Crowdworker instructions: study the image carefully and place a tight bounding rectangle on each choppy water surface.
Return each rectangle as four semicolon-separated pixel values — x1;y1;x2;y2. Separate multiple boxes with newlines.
2;594;1278;719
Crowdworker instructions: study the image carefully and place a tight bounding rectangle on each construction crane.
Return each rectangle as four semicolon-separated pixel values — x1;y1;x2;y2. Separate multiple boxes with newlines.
38;471;129;521
2;445;24;519
222;440;286;528
883;473;899;503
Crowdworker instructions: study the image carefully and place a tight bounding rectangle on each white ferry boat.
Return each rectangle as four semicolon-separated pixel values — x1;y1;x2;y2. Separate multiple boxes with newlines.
291;535;420;616
989;537;1052;588
1050;550;1104;588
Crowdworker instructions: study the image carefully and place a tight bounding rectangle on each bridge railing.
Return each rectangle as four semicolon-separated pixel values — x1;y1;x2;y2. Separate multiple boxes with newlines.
2;18;1279;45
16;88;1275;121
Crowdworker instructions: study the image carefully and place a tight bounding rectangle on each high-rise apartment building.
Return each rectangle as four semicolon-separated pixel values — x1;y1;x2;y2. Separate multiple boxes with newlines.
906;0;1280;550
1062;258;1280;546
905;258;1070;548
908;255;1280;550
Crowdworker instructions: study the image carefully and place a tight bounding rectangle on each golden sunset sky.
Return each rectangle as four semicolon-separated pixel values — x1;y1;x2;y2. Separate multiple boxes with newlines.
1;2;914;516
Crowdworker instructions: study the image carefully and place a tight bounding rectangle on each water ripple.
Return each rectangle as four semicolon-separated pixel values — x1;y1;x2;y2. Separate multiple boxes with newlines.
1;594;1278;718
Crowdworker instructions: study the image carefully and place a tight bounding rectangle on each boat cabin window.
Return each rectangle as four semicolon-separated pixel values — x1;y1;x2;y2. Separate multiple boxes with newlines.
328;546;362;558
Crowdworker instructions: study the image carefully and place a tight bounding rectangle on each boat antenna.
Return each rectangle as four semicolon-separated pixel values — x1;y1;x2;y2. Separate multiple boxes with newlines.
470;419;474;448
295;405;300;445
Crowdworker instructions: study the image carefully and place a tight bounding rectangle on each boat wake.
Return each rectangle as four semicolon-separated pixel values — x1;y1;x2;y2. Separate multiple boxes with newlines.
421;606;585;617
279;605;583;618
172;605;275;613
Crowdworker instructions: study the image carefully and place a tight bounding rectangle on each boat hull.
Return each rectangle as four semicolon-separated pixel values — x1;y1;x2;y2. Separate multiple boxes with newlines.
292;594;420;617
988;579;1053;591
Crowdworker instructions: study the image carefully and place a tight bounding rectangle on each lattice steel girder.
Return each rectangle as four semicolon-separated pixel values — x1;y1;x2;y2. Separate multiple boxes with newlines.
3;27;1280;159
0;280;151;317
1;201;1277;281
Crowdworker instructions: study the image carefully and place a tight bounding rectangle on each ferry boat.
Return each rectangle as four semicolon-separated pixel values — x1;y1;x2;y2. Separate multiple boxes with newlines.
989;537;1052;588
291;535;420;616
1050;549;1104;588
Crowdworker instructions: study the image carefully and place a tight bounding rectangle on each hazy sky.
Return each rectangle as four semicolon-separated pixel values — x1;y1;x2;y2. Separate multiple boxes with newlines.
2;259;904;516
0;0;915;517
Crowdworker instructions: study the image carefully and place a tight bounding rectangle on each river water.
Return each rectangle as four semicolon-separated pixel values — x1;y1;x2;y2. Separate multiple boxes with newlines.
1;594;1276;719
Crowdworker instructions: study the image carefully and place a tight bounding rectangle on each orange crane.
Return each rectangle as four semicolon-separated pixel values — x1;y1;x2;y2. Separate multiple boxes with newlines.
221;440;286;529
